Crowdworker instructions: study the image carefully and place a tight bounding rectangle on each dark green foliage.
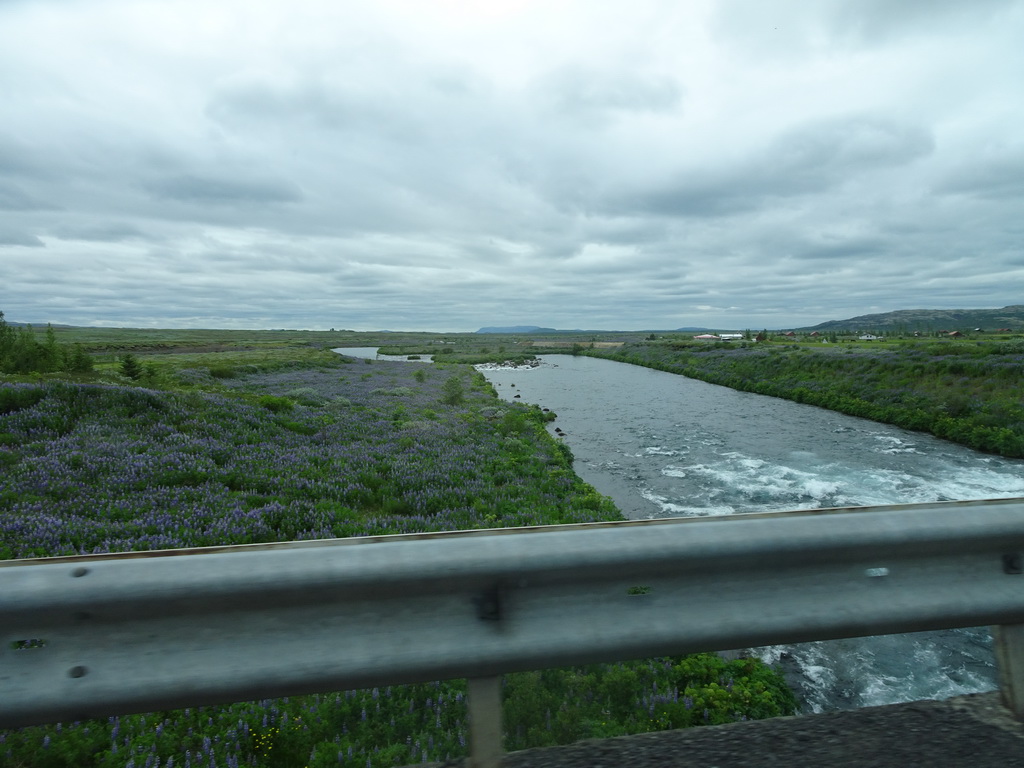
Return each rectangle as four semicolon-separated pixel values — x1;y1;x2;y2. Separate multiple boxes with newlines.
441;375;465;405
257;394;295;413
275;418;319;435
208;365;238;379
119;353;144;380
503;654;797;750
65;344;94;372
0;386;48;415
0;313;96;375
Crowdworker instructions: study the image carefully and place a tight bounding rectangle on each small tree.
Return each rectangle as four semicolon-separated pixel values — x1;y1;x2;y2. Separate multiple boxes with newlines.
120;353;144;380
441;376;464;406
66;344;94;373
42;324;61;372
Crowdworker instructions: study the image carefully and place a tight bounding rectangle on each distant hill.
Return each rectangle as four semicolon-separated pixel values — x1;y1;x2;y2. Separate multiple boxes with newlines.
476;325;716;334
0;320;75;329
804;305;1024;332
476;326;558;334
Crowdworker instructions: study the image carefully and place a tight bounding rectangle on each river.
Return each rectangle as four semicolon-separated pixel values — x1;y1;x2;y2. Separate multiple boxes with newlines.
337;349;1024;713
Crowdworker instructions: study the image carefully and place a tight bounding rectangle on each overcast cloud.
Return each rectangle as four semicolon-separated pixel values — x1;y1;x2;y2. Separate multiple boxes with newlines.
2;0;1022;331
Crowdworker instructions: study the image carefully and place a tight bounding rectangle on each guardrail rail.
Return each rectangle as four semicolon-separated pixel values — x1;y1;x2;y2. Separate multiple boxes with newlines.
3;498;1024;768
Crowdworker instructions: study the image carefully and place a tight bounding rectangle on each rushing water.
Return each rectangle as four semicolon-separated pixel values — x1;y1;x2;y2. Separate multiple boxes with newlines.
337;348;1024;713
478;355;1024;713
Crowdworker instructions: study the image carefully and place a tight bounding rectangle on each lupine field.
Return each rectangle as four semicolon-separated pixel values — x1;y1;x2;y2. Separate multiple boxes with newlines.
1;355;796;767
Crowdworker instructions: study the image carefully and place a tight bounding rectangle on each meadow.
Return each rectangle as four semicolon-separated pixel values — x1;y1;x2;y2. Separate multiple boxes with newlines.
1;343;796;767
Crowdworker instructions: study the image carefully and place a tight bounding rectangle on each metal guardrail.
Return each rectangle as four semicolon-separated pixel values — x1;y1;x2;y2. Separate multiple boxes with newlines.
3;498;1024;767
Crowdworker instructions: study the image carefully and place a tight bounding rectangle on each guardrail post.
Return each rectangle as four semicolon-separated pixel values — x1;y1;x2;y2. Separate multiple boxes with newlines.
467;675;503;768
993;623;1024;719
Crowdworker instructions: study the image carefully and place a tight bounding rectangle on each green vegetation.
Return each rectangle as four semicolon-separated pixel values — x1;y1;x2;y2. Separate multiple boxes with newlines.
591;337;1024;457
0;656;794;767
804;303;1024;334
503;654;794;750
119;352;144;380
0;313;94;375
0;320;797;767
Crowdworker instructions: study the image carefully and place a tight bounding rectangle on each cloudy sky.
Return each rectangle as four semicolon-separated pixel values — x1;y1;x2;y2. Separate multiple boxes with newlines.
2;0;1022;331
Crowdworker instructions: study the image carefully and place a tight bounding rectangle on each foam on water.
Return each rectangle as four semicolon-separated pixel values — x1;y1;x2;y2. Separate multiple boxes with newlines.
655;453;847;514
753;631;998;714
643;446;681;456
639;488;730;517
872;435;922;455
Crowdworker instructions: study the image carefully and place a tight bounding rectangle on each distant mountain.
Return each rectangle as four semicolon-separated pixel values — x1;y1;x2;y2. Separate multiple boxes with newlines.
804;305;1024;332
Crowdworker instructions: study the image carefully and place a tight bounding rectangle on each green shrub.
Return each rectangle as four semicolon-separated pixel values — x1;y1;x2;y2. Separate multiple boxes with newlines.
0;386;47;415
208;365;238;379
441;376;464;405
257;395;294;413
277;419;318;435
285;387;327;406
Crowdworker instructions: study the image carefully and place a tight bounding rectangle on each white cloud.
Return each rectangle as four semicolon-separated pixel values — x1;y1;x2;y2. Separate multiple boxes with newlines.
1;0;1022;330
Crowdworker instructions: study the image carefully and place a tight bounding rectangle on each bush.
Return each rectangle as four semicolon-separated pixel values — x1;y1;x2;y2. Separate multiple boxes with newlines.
441;376;465;405
208;365;238;379
285;387;327;406
257;395;294;413
0;385;47;415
